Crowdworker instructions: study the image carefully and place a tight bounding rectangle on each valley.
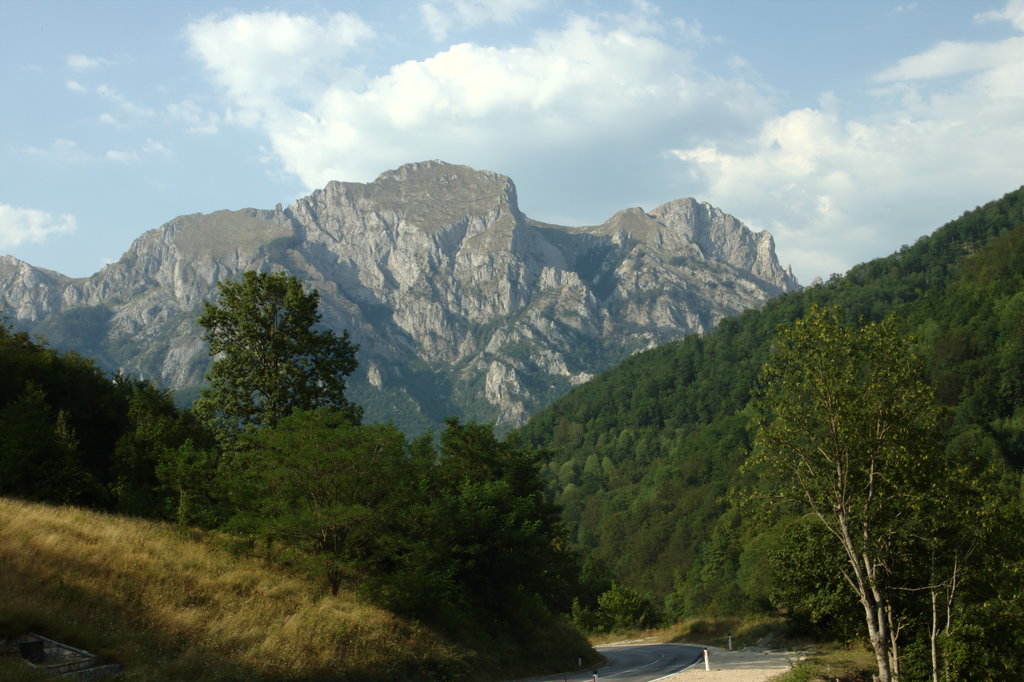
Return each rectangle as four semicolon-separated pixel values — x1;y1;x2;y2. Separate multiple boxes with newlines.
2;179;1023;681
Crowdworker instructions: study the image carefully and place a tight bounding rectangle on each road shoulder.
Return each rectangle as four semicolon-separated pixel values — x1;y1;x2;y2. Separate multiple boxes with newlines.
656;644;803;681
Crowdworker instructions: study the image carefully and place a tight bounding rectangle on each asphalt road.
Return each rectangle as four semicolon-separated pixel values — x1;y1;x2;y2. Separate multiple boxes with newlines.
527;643;705;682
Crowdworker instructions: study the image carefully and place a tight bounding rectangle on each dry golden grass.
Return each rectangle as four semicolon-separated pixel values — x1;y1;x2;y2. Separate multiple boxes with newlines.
587;615;791;650
0;498;466;680
773;644;876;682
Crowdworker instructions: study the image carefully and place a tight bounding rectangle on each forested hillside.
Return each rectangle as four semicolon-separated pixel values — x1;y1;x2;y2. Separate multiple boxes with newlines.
0;325;208;515
0;279;595;679
520;186;1024;621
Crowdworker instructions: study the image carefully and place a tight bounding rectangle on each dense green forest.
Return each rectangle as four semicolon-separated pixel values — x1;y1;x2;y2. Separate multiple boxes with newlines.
0;324;209;515
520;186;1024;677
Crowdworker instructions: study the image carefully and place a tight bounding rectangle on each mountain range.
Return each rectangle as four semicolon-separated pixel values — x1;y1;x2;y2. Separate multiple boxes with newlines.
1;160;798;431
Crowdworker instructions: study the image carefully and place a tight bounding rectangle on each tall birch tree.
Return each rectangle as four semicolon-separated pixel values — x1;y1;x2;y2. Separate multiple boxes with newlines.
748;305;942;682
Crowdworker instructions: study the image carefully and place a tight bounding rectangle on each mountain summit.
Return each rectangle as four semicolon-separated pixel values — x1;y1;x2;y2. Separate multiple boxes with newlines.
2;161;798;430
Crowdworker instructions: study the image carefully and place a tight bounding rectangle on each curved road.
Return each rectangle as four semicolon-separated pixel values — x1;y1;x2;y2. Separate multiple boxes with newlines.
528;643;705;682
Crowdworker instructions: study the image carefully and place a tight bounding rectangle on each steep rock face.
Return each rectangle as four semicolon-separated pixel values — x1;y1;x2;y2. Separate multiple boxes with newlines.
2;161;799;431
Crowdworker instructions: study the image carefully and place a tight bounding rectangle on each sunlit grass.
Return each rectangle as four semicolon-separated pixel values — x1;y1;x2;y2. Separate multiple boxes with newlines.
774;644;875;681
0;498;465;680
664;615;792;650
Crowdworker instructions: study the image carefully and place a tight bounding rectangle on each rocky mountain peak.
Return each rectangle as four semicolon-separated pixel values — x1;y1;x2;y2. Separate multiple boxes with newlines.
3;162;799;432
648;198;798;291
297;160;521;240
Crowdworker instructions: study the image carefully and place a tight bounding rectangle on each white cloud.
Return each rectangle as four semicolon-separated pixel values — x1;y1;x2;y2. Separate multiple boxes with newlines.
419;4;452;41
98;113;124;127
187;10;771;208
103;140;168;163
25;139;91;162
890;3;918;15
670;16;709;45
96;84;154;117
673;17;1024;281
66;53;110;71
167;99;220;134
0;205;77;249
976;0;1024;30
186;6;1024;285
874;37;1024;82
142;139;170;156
105;149;139;162
187;11;374;115
66;80;86;93
419;0;542;41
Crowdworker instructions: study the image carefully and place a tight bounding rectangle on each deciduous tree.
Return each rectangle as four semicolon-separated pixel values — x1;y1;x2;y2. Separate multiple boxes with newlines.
748;305;943;682
194;271;360;440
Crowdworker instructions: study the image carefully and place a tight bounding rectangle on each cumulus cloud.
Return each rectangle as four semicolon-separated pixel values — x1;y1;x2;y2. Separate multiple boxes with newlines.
187;11;374;114
0;205;77;249
66;80;87;93
186;9;770;215
419;0;542;41
672;4;1024;280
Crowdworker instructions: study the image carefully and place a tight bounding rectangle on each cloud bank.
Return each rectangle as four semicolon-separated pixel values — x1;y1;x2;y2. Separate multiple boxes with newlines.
186;7;769;206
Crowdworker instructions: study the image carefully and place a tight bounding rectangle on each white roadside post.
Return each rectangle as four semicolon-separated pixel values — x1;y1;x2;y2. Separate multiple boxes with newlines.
728;633;733;651
704;648;710;671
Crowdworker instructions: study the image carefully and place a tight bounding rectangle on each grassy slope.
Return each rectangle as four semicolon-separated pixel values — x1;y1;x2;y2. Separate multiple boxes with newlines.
0;498;467;681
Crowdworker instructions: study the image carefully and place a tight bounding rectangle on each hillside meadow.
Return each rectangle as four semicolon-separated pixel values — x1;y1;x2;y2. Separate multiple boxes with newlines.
0;497;469;681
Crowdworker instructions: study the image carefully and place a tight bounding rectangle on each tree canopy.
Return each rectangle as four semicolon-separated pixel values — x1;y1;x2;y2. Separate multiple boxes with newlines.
194;270;361;440
0;321;204;514
219;411;580;644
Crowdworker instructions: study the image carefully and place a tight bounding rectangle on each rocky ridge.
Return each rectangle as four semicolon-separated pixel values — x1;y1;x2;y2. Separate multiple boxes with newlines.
2;161;798;430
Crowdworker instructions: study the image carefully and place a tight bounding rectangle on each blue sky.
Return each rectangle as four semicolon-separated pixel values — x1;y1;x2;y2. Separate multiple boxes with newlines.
2;1;1022;283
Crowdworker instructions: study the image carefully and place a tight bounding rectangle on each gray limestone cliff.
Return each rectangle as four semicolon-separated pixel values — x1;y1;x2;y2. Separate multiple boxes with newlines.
1;161;799;431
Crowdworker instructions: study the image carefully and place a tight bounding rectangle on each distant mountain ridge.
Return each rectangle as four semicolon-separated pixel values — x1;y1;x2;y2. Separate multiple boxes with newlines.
1;160;798;431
